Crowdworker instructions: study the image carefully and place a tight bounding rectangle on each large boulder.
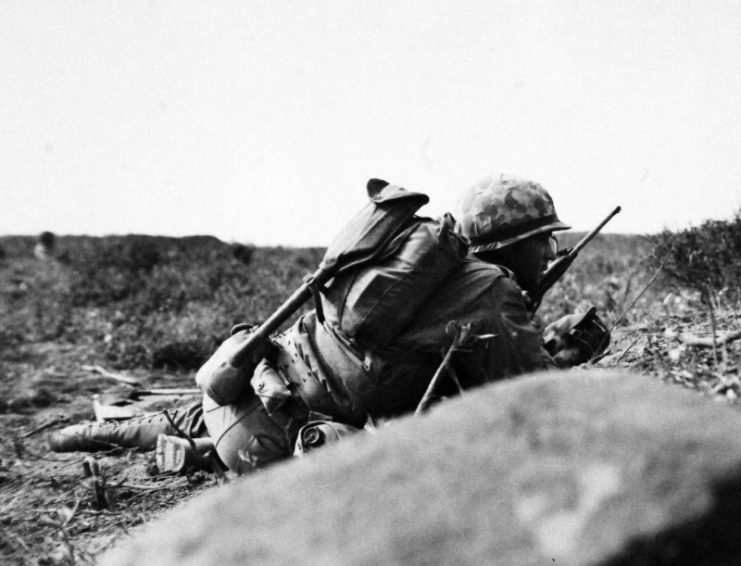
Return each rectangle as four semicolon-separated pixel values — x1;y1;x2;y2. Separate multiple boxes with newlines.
100;370;741;565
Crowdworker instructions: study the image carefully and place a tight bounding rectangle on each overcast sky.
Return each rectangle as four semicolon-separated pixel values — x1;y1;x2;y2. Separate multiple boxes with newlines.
1;1;740;246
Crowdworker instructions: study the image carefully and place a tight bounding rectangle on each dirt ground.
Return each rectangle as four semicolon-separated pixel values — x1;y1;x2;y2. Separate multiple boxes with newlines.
0;341;220;565
2;311;739;565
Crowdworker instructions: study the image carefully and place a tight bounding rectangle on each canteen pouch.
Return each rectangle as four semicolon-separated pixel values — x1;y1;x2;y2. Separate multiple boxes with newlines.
293;419;362;457
203;392;307;473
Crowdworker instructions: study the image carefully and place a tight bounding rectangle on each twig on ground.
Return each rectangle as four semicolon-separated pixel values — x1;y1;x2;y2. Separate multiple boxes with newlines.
39;514;78;564
700;288;721;366
616;337;642;363
0;493;23;517
12;531;30;552
82;364;141;387
22;415;70;438
131;388;201;397
83;456;113;510
680;329;741;348
12;438;85;464
63;497;82;528
116;482;173;492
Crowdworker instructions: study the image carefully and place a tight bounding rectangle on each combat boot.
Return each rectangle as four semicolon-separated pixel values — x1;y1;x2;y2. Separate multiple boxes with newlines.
155;435;218;473
49;401;208;452
48;416;172;452
48;402;207;453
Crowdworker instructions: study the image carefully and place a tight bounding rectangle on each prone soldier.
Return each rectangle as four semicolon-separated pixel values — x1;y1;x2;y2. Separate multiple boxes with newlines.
49;174;610;472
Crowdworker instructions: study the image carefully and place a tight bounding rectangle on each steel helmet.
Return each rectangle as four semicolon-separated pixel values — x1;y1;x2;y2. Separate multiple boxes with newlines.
455;174;570;253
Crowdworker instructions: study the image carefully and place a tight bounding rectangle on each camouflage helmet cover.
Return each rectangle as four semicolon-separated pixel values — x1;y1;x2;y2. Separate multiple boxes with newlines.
455;174;570;253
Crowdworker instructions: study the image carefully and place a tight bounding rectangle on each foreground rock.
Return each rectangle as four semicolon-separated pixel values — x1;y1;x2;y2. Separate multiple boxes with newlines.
101;370;741;565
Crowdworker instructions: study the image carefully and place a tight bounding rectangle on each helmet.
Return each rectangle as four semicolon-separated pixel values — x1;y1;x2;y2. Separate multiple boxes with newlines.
455;174;570;253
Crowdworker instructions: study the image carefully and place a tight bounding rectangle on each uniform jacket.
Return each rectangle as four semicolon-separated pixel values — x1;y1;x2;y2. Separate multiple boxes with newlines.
273;257;555;424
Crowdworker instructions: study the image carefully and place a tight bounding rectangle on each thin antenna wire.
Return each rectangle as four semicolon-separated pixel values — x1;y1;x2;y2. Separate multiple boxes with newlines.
589;259;665;365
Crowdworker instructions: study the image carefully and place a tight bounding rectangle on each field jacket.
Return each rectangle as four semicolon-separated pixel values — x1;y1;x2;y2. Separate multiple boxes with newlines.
266;257;555;424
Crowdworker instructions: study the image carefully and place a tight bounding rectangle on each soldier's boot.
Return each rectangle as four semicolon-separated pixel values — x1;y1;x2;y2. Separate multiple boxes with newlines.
48;402;206;453
155;435;217;473
48;416;174;452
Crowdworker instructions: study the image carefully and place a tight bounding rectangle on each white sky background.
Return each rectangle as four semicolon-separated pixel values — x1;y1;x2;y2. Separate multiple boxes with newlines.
1;0;740;246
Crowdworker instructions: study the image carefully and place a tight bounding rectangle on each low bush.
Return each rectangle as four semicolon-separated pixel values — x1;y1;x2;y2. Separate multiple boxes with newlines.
0;234;325;369
649;211;741;303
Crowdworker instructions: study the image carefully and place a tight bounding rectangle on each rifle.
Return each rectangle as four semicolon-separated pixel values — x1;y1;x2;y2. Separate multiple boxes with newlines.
528;206;622;311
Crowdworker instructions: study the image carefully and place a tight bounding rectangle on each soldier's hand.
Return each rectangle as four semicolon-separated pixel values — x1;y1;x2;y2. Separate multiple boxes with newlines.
542;306;610;367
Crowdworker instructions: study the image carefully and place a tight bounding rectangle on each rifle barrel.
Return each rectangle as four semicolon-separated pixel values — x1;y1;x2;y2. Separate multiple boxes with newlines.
531;204;621;311
570;206;621;255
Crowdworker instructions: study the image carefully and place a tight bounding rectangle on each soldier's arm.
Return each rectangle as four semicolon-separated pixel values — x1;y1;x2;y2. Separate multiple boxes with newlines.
482;276;557;378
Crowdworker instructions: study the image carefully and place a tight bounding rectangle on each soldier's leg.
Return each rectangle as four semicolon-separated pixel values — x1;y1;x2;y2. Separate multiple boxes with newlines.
48;400;207;453
202;391;307;473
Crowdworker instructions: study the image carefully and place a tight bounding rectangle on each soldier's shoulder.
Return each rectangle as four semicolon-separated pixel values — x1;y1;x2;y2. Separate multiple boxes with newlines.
460;256;517;280
494;263;516;279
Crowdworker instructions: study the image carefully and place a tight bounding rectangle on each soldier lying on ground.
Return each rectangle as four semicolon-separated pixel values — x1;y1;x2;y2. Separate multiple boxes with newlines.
49;175;609;473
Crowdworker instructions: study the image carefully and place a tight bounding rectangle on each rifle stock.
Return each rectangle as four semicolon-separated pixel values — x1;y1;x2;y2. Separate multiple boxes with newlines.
529;206;621;311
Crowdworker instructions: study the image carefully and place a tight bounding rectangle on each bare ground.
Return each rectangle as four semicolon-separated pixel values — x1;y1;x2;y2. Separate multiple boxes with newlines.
0;342;219;565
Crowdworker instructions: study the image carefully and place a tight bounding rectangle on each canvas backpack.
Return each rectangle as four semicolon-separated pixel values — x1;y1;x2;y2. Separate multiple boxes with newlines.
319;213;468;349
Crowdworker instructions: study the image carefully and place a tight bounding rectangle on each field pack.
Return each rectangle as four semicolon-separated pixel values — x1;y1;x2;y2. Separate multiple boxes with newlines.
319;213;468;349
196;180;468;407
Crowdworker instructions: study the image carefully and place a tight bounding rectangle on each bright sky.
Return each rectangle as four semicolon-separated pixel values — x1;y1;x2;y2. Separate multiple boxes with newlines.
1;1;740;246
